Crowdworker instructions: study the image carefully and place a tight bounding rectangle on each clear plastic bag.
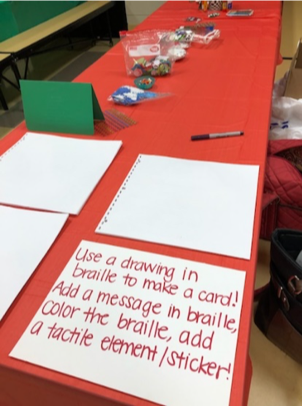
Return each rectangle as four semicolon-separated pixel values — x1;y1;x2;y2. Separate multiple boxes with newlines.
173;24;220;46
120;30;175;77
172;28;194;48
192;29;220;45
269;72;302;140
168;45;187;61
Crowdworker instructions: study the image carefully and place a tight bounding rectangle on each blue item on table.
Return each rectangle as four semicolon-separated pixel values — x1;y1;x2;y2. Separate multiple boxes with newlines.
110;86;163;106
108;85;172;106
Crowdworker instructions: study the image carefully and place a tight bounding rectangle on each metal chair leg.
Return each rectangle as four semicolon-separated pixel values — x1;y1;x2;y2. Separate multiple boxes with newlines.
10;59;21;89
0;81;8;110
106;11;113;46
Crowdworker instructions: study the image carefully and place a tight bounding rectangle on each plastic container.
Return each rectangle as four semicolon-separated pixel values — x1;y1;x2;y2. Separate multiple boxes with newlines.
134;76;155;90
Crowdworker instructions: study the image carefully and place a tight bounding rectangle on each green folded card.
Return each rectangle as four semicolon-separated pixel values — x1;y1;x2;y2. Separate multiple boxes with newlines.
20;80;104;135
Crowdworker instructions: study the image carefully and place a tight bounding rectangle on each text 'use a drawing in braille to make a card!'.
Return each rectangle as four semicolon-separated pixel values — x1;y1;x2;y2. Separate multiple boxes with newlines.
10;241;246;406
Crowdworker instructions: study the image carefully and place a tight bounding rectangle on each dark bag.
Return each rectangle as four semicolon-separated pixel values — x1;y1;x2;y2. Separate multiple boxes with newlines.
260;139;302;240
254;229;302;363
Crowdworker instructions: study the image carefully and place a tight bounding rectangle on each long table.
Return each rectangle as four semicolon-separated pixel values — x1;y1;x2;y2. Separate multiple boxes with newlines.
0;1;114;111
0;2;282;405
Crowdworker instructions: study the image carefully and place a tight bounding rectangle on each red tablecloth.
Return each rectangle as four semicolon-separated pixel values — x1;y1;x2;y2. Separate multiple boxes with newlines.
0;2;282;405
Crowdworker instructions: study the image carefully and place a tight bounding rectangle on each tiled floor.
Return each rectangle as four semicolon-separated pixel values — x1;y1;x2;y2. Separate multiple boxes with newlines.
249;240;302;406
1;3;302;405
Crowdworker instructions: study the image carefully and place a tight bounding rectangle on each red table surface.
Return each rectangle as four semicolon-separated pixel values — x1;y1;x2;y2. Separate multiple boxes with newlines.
0;2;281;406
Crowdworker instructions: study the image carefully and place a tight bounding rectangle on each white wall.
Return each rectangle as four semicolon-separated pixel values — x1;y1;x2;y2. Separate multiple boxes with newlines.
280;1;302;57
125;1;166;28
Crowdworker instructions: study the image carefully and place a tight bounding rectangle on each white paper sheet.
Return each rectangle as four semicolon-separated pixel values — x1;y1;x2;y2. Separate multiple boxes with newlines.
0;132;122;215
0;205;68;320
96;154;259;259
10;241;246;406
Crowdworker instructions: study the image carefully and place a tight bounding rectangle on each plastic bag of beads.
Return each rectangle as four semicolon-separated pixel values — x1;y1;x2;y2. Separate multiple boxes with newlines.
108;85;173;106
120;30;176;77
171;28;194;48
168;45;187;61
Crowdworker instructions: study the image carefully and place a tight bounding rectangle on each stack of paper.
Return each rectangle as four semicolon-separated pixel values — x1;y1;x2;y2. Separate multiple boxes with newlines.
0;132;122;318
0;132;122;215
0;205;68;320
96;154;259;259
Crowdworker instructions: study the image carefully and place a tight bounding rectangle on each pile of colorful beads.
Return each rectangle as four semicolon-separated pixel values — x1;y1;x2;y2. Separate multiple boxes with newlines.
131;56;172;77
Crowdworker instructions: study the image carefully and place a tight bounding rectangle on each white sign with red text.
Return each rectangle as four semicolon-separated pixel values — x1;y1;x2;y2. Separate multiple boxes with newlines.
10;240;246;406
